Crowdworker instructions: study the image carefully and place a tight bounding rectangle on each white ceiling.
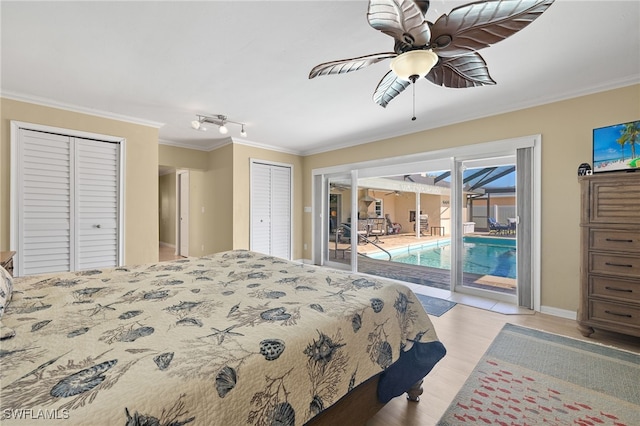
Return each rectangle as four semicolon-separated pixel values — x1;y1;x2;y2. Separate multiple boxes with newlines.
2;1;639;155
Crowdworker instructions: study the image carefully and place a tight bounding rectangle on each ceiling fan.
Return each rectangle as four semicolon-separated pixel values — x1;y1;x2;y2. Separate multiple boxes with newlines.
330;183;350;191
309;0;554;112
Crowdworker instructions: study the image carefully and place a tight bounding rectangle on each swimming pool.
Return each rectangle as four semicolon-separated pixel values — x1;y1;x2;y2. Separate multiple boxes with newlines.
368;236;517;279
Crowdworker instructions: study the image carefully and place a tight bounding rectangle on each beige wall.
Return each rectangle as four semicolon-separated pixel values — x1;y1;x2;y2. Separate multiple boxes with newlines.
302;85;640;312
187;169;207;256
205;144;234;254
159;143;210;171
1;98;159;265
7;84;637;314
157;142;304;259
158;143;234;257
232;144;304;259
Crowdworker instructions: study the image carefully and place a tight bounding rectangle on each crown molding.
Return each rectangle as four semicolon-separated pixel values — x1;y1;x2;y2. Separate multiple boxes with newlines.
158;139;215;152
1;91;165;129
159;137;303;156
299;77;640;156
230;137;302;156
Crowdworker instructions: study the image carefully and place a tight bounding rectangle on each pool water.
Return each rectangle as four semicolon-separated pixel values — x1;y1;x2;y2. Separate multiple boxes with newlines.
376;237;516;279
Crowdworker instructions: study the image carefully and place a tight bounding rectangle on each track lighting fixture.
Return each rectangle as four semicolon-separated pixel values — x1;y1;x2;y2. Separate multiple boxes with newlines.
191;114;247;137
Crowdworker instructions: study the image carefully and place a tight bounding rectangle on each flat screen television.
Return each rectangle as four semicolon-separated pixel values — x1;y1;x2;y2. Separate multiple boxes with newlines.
592;120;640;173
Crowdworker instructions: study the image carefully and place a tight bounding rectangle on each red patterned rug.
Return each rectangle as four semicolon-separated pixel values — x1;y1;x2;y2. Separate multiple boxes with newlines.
437;324;640;425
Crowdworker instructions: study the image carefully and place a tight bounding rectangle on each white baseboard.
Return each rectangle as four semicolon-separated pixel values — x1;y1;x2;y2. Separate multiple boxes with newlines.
540;305;577;320
159;241;176;248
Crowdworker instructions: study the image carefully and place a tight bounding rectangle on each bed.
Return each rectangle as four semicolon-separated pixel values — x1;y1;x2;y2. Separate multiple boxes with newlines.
0;250;446;425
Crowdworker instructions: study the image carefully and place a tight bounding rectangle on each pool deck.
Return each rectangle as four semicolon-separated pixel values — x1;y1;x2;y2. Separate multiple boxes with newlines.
329;232;516;294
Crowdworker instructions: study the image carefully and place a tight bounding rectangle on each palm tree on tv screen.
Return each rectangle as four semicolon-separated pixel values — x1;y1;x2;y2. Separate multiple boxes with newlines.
617;121;640;161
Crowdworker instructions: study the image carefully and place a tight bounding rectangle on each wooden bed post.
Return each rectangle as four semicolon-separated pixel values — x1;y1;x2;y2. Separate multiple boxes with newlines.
406;379;424;402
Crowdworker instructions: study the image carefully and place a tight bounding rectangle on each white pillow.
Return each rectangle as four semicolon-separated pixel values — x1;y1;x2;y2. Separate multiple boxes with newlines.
0;266;14;320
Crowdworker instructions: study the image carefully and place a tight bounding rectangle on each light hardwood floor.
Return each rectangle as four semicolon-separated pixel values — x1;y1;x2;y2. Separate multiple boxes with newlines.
159;244;182;261
158;245;640;426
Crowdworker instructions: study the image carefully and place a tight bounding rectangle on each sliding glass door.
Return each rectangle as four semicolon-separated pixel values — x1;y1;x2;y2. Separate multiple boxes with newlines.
354;170;453;288
324;175;354;269
313;136;540;310
456;158;518;303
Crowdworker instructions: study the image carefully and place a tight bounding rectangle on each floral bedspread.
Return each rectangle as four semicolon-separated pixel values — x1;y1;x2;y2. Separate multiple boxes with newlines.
0;250;444;425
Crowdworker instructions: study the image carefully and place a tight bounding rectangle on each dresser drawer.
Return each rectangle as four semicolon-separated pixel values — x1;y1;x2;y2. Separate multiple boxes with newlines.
589;300;640;328
590;180;640;224
591;229;640;253
590;253;640;278
590;275;640;302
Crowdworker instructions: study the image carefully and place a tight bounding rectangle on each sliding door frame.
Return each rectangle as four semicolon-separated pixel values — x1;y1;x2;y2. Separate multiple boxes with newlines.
312;135;542;311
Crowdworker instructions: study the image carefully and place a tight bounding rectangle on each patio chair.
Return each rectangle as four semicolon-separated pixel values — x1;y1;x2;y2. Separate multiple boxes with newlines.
368;218;386;243
385;214;402;234
357;219;369;244
413;214;429;235
488;217;509;234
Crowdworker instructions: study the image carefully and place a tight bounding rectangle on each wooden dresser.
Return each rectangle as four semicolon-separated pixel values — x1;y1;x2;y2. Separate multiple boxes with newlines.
1;251;15;277
578;173;640;337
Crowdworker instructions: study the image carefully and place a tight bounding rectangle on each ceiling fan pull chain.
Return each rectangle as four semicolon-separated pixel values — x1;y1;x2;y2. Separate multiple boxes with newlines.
411;80;417;121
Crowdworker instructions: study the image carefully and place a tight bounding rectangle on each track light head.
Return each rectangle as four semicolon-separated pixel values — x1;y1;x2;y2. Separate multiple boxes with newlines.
191;114;246;137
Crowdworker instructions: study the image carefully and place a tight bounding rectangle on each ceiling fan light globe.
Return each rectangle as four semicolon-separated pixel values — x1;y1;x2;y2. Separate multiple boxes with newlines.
191;120;201;130
390;50;438;81
219;124;229;134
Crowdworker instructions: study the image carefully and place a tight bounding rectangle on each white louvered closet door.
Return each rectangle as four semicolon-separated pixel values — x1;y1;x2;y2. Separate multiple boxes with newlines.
250;162;291;260
16;129;121;276
270;166;291;259
251;163;272;255
76;139;120;270
19;130;73;275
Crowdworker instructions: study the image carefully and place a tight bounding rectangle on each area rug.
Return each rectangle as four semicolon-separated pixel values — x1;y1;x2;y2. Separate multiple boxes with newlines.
438;323;640;425
416;293;456;317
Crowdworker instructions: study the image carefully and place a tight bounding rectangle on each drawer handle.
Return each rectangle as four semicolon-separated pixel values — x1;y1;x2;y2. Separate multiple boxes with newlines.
604;286;633;293
604;310;632;318
605;238;633;243
605;262;633;268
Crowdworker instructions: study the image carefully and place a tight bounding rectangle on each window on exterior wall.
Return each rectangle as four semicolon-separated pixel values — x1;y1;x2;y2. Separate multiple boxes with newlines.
374;199;383;218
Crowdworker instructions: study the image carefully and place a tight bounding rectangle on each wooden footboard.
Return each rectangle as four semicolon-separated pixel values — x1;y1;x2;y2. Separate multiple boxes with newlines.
305;375;424;426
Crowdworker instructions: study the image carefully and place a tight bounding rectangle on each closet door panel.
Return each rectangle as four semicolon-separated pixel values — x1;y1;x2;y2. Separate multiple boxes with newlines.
270;165;291;259
251;163;272;255
19;130;72;275
76;139;120;270
250;162;292;260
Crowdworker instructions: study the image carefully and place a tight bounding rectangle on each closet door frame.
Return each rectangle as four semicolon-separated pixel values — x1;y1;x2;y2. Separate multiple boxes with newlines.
249;158;293;260
10;121;126;275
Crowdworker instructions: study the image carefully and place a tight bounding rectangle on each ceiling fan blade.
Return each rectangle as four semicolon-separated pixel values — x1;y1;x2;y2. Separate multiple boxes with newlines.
367;0;431;50
309;52;396;79
373;70;411;108
426;52;496;88
413;1;431;17
430;0;555;57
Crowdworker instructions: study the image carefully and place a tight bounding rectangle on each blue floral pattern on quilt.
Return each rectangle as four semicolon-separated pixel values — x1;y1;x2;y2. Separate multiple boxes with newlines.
0;250;444;425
